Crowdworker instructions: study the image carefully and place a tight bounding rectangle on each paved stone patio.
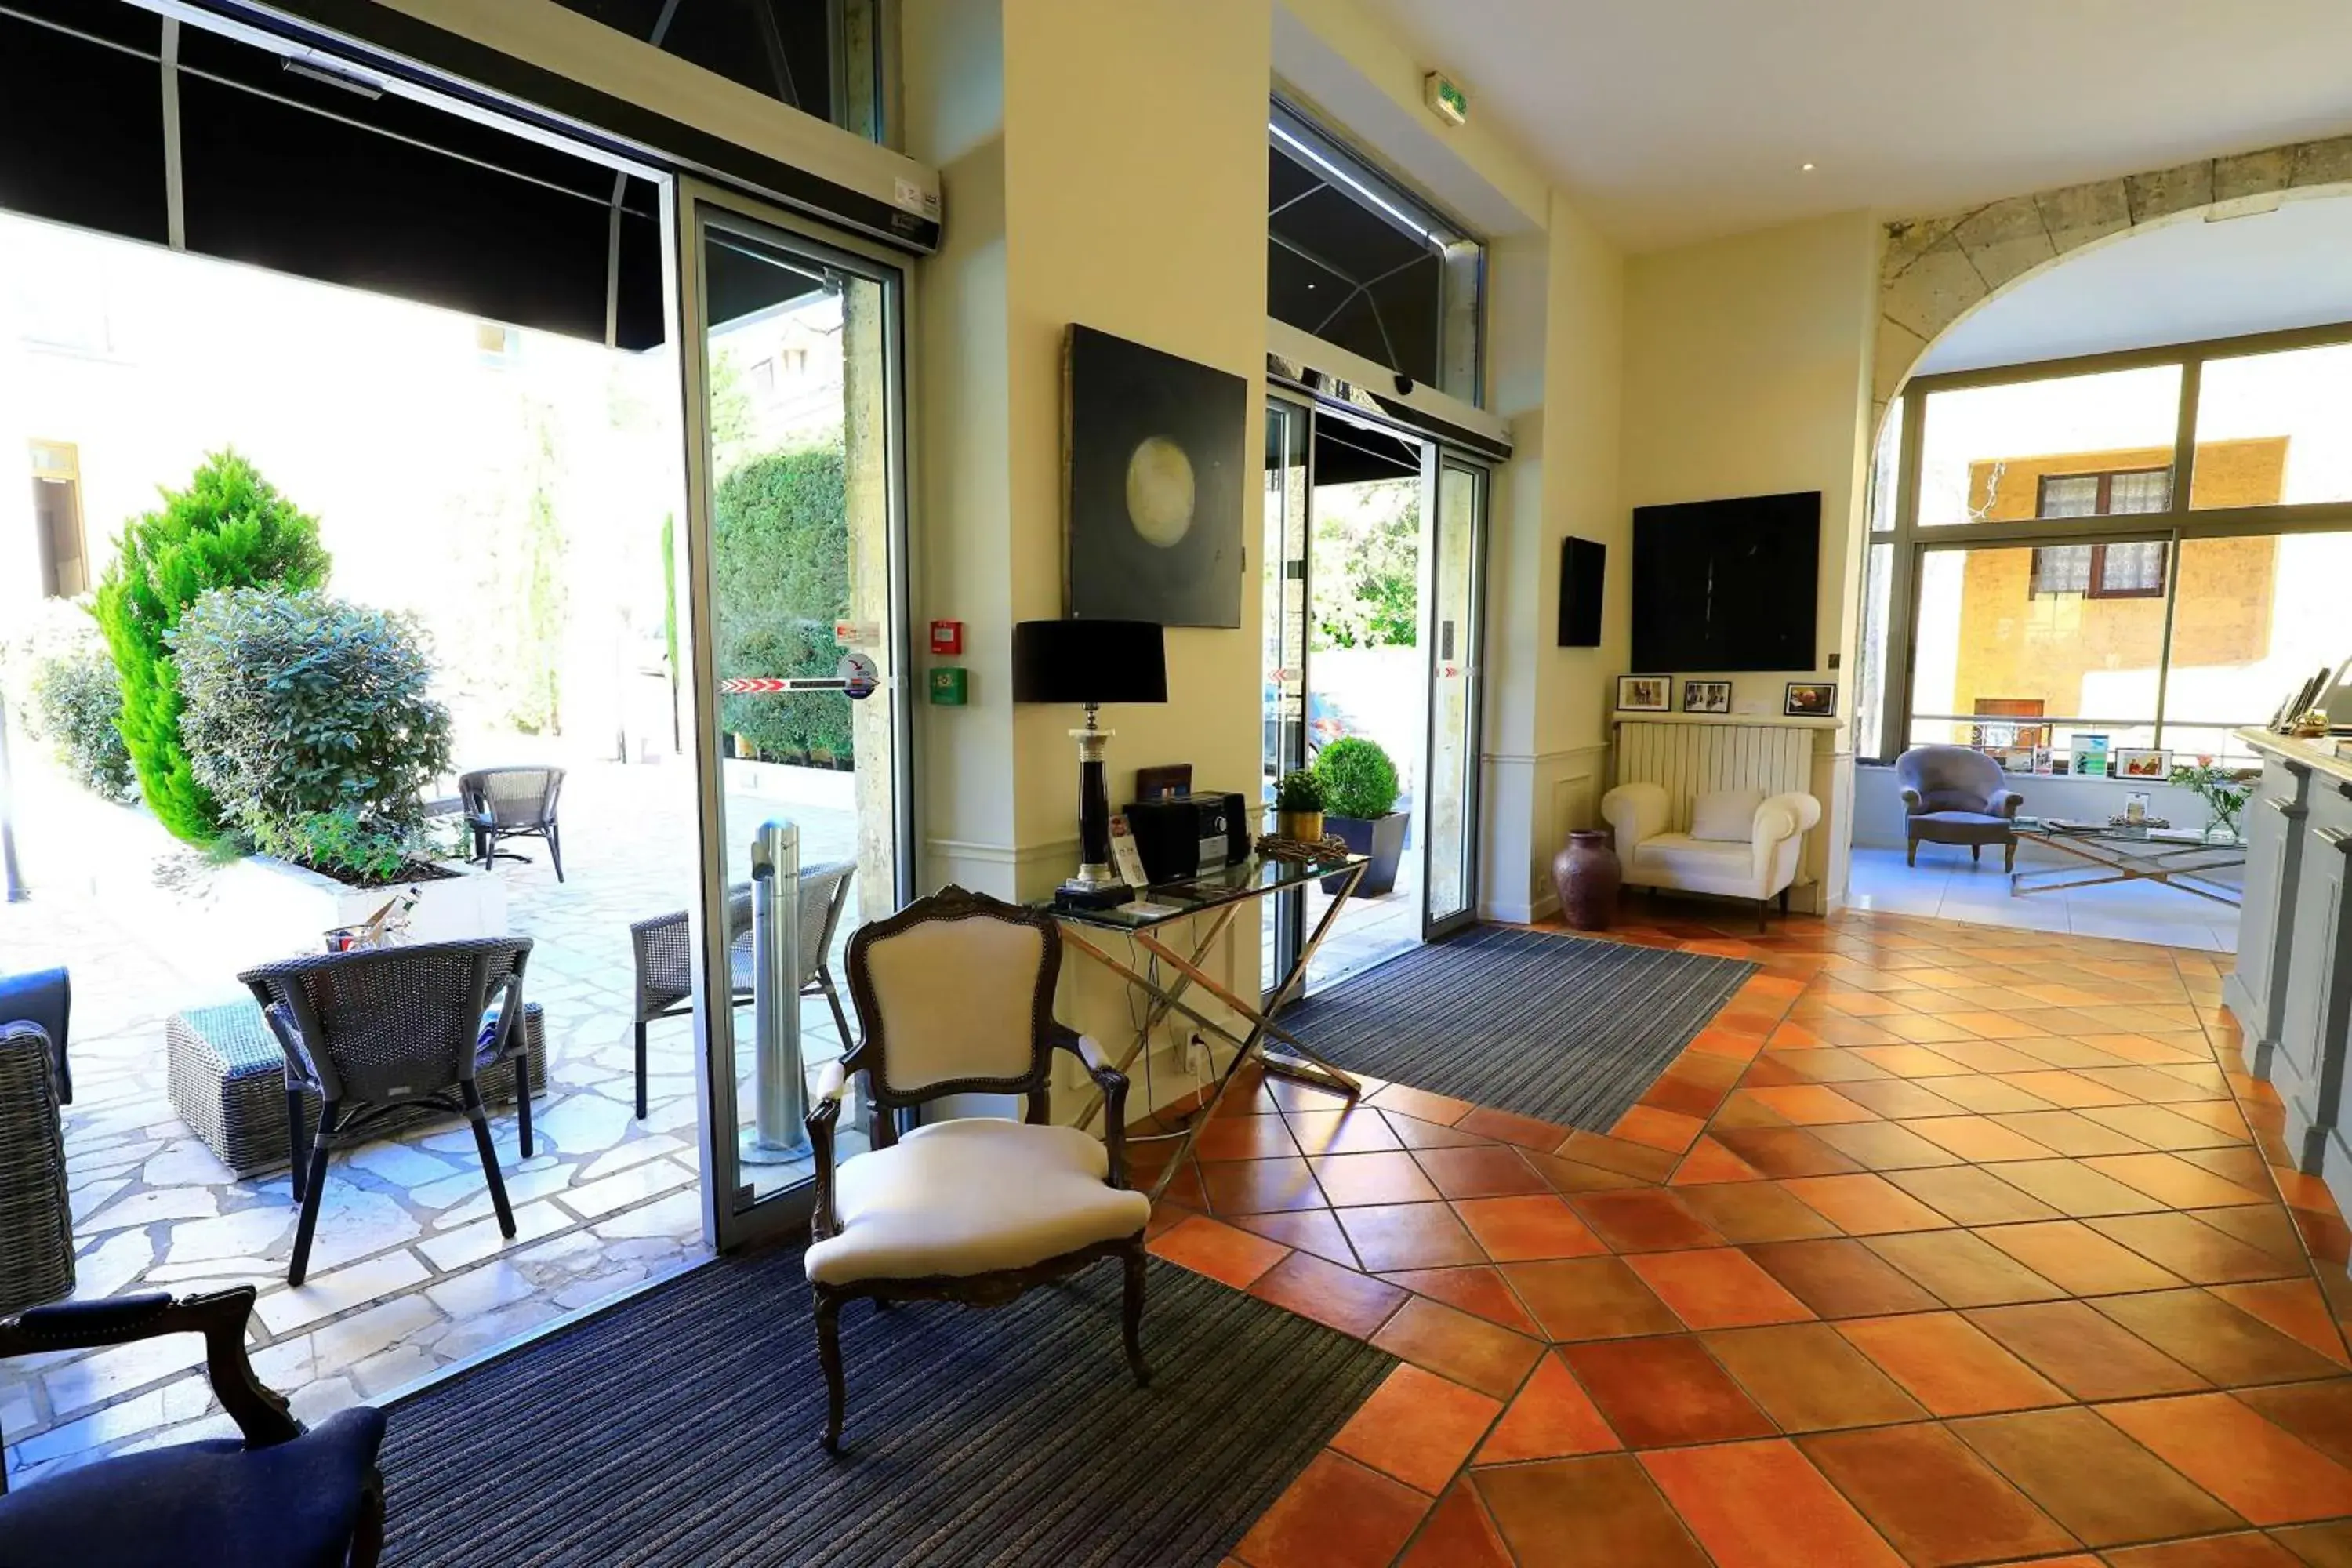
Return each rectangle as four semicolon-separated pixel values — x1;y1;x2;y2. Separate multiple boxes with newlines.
0;755;860;1483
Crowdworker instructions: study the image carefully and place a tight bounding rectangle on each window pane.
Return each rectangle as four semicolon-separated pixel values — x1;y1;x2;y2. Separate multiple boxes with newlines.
2098;540;2166;595
1869;402;1901;532
1268;103;1483;404
2030;545;2092;595
1853;540;1891;758
1916;365;2182;526
2191;341;2352;510
1909;543;2161;770
2162;532;2352;764
545;0;880;140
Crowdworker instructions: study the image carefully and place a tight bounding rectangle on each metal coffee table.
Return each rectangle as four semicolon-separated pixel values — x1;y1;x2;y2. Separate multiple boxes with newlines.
2009;817;2246;906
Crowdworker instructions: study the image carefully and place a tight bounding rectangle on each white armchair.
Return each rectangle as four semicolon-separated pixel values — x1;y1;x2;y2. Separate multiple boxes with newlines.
804;885;1151;1452
1599;782;1822;928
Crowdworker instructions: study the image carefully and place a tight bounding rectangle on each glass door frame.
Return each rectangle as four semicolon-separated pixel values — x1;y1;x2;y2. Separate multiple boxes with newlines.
1259;386;1494;1001
1262;390;1315;995
670;174;917;1251
1421;452;1490;941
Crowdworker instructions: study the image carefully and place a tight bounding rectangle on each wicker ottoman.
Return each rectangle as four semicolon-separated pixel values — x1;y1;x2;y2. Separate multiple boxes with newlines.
167;1000;546;1178
0;1021;73;1313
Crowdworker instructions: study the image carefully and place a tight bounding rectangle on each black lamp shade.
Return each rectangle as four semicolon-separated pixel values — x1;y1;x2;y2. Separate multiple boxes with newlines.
1011;620;1167;705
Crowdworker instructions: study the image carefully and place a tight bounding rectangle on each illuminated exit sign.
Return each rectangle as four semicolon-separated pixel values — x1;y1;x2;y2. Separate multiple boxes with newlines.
1424;71;1468;126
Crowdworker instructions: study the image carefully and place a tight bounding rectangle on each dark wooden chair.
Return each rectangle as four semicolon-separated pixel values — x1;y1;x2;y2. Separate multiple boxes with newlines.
626;862;857;1120
804;885;1150;1452
459;765;567;880
240;938;535;1287
0;1287;385;1567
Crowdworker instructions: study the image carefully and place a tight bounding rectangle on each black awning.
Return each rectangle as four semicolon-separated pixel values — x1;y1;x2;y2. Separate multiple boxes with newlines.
0;0;665;349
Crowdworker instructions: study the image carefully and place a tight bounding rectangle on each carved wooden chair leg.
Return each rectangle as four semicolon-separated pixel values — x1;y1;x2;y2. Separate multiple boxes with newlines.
350;1471;387;1568
1122;1243;1150;1387
816;1292;847;1453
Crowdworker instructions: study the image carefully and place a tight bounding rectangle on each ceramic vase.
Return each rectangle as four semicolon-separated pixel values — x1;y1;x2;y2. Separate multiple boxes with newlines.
1552;829;1621;931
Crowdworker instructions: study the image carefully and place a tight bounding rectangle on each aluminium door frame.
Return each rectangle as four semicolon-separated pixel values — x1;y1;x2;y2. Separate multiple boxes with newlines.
670;172;916;1253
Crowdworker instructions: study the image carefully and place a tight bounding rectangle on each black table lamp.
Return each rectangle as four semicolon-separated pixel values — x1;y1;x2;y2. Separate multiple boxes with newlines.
1012;619;1167;892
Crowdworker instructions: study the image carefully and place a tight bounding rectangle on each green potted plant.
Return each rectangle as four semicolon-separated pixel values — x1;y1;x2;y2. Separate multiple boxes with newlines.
1275;768;1326;842
1314;736;1406;896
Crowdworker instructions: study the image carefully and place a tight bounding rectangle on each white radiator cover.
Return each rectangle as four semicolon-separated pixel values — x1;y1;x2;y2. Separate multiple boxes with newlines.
1613;720;1817;833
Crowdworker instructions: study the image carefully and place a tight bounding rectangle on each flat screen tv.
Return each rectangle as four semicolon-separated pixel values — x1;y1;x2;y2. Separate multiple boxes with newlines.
1631;491;1819;673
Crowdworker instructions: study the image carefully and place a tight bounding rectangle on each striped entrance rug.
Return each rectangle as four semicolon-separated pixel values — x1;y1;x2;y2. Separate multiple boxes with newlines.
379;1247;1391;1567
1283;925;1756;1129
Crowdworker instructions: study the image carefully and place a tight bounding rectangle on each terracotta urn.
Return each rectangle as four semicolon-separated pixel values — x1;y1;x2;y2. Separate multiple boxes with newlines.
1552;829;1621;931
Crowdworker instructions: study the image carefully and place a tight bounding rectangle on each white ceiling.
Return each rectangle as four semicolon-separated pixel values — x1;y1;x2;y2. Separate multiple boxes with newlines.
1918;194;2352;374
1354;0;2352;251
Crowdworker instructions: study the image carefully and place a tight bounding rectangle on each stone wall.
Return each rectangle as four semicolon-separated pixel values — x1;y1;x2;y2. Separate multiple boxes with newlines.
1875;135;2352;411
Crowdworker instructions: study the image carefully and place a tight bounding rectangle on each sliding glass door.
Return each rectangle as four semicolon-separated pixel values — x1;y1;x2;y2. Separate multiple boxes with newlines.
1423;457;1486;938
1260;389;1490;999
673;180;911;1249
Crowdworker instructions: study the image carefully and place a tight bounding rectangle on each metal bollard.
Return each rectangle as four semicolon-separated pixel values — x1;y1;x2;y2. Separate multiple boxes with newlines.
740;817;811;1163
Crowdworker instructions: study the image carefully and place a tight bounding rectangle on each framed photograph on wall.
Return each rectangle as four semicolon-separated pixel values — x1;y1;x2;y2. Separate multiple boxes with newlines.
1134;764;1192;801
2114;747;2172;780
1784;681;1835;717
1617;674;1671;713
1682;680;1731;714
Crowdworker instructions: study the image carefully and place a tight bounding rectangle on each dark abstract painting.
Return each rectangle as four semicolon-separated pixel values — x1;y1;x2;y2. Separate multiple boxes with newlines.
1063;324;1247;628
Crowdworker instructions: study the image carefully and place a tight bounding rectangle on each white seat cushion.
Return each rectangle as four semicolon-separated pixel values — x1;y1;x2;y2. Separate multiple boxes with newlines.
1628;833;1752;893
805;1117;1150;1287
1690;788;1763;842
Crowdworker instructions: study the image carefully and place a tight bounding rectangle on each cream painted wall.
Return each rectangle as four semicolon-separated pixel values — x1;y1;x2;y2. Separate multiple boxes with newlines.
902;0;1018;884
1480;191;1626;920
1620;210;1879;907
902;0;1274;1117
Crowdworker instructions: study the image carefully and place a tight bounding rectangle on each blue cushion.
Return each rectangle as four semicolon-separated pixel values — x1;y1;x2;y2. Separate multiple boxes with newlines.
0;1406;384;1568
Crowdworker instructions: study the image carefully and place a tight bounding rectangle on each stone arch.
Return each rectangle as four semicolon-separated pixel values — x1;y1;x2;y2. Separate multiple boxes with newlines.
1874;134;2352;416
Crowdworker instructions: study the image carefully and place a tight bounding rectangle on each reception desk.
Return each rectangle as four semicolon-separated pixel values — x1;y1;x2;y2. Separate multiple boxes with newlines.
2227;729;2352;1211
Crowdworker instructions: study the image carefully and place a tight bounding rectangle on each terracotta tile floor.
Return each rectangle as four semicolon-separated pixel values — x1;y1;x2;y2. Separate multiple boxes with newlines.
1136;905;2352;1567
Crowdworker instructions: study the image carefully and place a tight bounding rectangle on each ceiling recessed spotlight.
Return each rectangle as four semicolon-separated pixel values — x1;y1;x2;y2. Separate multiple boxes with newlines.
1800;162;1817;172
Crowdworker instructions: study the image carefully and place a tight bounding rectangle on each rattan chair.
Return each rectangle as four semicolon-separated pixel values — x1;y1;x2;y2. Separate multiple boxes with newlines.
0;973;73;1316
0;1287;386;1566
626;861;857;1120
459;765;567;881
806;885;1148;1451
240;938;536;1287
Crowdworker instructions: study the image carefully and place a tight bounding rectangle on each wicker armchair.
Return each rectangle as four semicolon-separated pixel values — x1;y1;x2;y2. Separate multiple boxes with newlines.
0;970;73;1316
0;1287;386;1566
241;938;536;1287
626;861;856;1120
459;765;567;881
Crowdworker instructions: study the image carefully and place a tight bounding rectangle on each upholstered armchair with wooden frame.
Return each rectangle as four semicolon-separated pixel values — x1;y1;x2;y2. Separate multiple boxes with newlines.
803;885;1152;1453
0;1286;387;1566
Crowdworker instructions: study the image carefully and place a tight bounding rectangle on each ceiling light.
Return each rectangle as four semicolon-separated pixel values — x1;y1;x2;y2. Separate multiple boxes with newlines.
1800;162;1817;173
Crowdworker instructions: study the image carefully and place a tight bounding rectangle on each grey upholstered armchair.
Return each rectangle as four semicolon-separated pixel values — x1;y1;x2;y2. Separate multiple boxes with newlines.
1896;746;2024;870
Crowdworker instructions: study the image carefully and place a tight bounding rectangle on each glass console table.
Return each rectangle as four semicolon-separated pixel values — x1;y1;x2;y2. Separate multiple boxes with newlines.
1033;853;1369;1200
2010;816;2246;906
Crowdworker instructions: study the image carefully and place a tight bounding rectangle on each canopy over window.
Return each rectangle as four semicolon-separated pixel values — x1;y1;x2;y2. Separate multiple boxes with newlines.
0;0;666;349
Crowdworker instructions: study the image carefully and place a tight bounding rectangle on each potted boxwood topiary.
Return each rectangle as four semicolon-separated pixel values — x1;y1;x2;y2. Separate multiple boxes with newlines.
1315;736;1406;896
1275;768;1326;842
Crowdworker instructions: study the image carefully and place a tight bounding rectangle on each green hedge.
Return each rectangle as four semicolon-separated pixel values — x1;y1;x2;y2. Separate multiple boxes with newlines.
92;452;329;844
713;445;855;765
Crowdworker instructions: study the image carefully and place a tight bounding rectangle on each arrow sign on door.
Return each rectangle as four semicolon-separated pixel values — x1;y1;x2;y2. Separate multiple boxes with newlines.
718;676;853;695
